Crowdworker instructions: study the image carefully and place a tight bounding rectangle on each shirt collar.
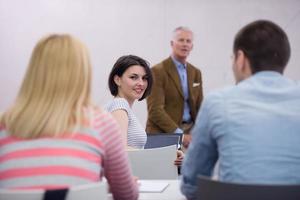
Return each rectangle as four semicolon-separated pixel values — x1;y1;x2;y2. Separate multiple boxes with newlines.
171;56;187;69
253;71;283;78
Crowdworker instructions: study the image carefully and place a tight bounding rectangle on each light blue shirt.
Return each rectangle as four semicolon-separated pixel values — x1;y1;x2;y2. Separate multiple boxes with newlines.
171;56;191;123
181;71;300;200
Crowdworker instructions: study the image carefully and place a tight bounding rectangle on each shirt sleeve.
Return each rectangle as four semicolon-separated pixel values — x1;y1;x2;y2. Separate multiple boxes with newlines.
94;110;138;200
180;94;219;200
146;66;179;132
106;98;130;113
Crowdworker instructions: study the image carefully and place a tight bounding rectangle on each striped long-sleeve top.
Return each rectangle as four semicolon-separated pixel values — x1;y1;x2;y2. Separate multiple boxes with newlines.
0;108;138;200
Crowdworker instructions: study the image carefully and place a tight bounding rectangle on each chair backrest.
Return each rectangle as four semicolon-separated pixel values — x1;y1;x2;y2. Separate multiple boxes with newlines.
145;133;182;149
127;145;178;179
0;182;107;200
197;175;300;200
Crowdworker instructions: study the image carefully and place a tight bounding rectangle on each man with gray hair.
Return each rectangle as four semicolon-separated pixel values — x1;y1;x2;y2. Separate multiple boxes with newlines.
146;27;203;149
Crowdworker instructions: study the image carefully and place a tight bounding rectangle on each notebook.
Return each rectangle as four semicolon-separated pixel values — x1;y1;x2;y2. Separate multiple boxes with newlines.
138;180;169;193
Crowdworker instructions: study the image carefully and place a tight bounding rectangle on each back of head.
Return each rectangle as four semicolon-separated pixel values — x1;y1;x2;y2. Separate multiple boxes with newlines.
233;20;290;74
1;34;92;139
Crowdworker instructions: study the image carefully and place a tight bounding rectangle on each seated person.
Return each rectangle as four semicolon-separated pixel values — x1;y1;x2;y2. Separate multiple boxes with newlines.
105;55;184;165
0;34;138;200
105;55;152;149
181;20;300;199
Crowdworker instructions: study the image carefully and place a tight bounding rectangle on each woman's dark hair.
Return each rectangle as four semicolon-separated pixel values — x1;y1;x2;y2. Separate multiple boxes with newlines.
233;20;290;74
108;55;153;101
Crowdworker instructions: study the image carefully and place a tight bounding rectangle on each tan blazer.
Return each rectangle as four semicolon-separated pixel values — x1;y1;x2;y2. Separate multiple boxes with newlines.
146;57;203;134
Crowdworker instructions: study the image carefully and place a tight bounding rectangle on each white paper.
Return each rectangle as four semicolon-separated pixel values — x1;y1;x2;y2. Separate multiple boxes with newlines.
138;180;169;193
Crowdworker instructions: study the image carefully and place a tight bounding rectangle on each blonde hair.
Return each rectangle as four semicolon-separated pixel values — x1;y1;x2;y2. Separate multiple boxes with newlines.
0;34;92;139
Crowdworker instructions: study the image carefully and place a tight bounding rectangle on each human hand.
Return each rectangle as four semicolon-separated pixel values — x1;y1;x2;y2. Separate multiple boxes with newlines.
182;134;192;149
174;150;184;166
133;176;139;185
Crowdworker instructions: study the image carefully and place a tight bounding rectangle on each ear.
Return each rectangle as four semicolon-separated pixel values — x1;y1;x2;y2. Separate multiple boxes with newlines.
170;40;174;47
113;75;121;87
235;50;246;71
236;50;252;74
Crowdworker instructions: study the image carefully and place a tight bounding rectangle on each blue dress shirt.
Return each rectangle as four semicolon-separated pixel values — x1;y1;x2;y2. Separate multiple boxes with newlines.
181;71;300;200
171;56;191;123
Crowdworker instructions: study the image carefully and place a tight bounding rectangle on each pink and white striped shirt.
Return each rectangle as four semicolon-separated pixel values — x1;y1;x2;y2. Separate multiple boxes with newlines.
0;108;138;200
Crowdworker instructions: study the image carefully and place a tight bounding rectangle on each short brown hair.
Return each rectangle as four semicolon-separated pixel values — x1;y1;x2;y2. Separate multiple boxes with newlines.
108;55;153;101
233;20;290;74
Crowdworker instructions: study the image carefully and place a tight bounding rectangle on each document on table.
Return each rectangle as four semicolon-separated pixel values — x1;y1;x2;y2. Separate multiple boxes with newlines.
138;180;169;193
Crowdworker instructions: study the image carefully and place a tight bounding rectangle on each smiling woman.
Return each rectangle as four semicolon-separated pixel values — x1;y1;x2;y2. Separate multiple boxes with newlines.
114;65;149;106
105;55;153;149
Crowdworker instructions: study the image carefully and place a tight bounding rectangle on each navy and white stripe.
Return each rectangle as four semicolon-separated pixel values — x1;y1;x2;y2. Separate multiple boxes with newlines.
105;98;147;149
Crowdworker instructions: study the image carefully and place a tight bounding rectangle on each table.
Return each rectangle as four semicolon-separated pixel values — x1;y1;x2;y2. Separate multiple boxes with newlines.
108;179;186;200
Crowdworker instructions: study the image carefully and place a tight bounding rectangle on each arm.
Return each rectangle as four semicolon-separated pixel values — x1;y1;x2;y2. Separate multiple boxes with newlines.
147;67;179;133
110;109;132;149
180;96;218;200
182;68;203;148
188;66;203;126
195;69;203;113
99;113;139;200
107;99;135;149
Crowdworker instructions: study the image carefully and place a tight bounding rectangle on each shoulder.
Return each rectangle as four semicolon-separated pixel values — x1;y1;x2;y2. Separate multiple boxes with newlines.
203;86;236;110
105;98;130;113
152;57;172;71
208;86;237;98
91;106;116;124
87;107;121;135
187;62;201;74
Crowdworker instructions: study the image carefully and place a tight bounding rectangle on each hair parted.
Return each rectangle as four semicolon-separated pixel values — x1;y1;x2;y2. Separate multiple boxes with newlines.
0;34;93;139
108;55;153;101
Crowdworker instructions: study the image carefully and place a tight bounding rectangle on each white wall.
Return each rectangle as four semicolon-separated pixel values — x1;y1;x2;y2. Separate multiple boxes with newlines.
0;0;299;126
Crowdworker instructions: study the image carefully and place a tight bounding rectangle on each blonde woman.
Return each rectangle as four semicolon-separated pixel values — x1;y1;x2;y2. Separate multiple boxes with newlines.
0;34;138;200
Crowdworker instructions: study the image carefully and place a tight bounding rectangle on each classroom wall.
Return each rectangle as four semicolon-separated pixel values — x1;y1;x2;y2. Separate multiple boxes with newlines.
0;0;299;126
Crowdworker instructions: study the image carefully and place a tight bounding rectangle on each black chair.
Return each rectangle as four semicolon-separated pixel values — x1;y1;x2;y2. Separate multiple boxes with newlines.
144;133;182;149
197;175;300;200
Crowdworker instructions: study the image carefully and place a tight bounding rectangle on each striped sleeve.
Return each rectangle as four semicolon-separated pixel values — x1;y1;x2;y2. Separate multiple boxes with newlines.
105;98;129;113
93;110;138;200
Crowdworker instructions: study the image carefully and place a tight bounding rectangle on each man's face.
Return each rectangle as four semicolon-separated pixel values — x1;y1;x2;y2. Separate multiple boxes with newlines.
171;30;193;62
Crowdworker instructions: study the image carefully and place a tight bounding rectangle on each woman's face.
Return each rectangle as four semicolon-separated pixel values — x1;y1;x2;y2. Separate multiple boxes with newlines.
114;65;148;105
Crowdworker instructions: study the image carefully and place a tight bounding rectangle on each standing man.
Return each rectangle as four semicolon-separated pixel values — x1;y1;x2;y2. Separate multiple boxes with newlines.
146;27;203;148
181;20;300;199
